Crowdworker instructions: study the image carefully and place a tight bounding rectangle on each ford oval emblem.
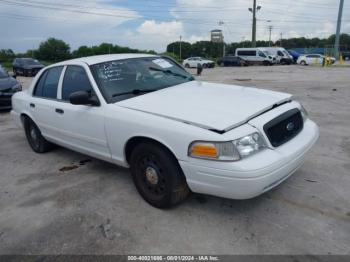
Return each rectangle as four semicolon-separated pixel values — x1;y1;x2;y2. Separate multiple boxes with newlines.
286;122;295;131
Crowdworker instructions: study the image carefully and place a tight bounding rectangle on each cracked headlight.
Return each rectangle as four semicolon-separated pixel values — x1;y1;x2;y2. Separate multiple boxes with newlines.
233;132;266;158
188;132;266;161
300;104;308;122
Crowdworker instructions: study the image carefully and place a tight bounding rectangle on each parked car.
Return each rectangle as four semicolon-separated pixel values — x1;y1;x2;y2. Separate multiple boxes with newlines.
217;56;248;67
13;58;44;77
0;67;22;110
260;47;293;65
287;49;300;63
182;57;215;68
235;48;274;65
342;51;350;61
11;54;319;208
297;54;336;66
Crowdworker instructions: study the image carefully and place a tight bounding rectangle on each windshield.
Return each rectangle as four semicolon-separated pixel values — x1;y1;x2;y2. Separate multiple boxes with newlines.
0;69;9;78
90;57;194;103
22;58;41;65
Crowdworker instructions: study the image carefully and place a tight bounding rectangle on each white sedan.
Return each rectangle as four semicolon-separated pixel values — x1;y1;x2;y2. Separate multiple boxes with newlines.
11;54;319;208
182;57;215;68
297;54;336;65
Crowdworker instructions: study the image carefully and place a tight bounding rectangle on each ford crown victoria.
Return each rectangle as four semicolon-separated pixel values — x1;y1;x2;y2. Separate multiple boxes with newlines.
11;54;319;208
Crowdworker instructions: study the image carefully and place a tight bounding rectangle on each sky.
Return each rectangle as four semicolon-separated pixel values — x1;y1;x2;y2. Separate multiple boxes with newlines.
0;0;349;53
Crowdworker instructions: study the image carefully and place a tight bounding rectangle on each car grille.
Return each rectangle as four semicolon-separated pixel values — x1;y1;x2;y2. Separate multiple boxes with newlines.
263;108;303;147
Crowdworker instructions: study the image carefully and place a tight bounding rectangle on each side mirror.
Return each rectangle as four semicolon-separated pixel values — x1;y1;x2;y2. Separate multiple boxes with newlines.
69;91;100;106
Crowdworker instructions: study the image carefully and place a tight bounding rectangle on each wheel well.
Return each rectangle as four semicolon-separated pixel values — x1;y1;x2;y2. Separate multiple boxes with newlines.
125;137;178;165
20;113;31;125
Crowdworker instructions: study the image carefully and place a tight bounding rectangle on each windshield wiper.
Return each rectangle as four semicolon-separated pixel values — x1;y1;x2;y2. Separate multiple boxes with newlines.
112;89;157;97
149;67;193;80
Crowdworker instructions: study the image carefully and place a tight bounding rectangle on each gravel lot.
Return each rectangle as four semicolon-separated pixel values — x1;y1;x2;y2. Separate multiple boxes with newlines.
0;65;349;255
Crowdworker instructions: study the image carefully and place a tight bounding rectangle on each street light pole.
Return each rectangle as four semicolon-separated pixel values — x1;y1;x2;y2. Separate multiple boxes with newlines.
334;0;344;59
179;35;182;61
252;0;257;47
249;0;261;47
280;33;283;47
268;25;273;47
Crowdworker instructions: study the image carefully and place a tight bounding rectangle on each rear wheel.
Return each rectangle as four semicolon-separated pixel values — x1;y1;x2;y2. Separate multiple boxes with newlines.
24;117;53;153
130;142;190;208
300;60;307;66
185;63;190;68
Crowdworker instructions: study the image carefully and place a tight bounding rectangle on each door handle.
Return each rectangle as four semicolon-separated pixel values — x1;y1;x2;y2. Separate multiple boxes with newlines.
55;108;64;114
30;103;35;108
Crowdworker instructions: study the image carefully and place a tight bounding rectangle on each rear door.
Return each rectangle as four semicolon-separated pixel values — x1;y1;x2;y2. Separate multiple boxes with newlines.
30;66;64;139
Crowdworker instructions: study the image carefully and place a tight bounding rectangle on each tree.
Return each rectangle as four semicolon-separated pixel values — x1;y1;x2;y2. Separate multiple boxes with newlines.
36;38;71;62
167;41;192;60
0;49;15;62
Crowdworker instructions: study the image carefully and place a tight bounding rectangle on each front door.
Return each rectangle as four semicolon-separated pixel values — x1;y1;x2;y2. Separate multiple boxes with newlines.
52;65;110;160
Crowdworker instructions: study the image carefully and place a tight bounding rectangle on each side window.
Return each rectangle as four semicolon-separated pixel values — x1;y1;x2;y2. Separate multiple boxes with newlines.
62;66;92;101
33;70;48;97
277;51;284;56
33;66;63;98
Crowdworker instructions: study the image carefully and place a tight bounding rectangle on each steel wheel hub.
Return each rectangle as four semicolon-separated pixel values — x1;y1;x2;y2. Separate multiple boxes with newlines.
30;127;37;141
145;166;159;185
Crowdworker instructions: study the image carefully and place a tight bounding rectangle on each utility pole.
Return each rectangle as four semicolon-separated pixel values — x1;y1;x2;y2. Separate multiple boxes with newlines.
334;0;344;59
268;25;273;47
249;0;261;47
280;33;283;47
179;35;182;61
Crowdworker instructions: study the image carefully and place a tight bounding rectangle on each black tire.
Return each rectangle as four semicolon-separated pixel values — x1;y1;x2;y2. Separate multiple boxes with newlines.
130;142;190;208
202;63;207;68
185;63;190;68
300;60;307;66
263;61;270;66
24;117;53;153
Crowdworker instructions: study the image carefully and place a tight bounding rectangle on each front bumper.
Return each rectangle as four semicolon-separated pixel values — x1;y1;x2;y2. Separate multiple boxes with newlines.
0;95;12;110
179;119;319;200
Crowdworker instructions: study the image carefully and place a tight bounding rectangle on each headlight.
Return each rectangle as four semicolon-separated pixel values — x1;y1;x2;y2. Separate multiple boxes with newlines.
300;104;308;122
12;83;22;92
233;132;266;158
188;132;266;161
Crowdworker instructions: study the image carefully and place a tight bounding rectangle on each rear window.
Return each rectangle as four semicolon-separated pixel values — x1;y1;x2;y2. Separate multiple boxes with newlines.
33;66;63;99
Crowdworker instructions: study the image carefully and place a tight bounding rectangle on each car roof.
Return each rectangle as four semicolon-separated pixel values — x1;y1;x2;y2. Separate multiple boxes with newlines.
53;53;158;66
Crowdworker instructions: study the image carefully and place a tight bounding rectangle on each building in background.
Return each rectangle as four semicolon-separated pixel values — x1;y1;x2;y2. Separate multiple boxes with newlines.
211;29;224;43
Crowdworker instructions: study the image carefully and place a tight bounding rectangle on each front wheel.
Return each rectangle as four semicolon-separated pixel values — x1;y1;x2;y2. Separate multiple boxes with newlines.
130;142;190;208
24;117;53;153
300;60;307;66
184;63;190;68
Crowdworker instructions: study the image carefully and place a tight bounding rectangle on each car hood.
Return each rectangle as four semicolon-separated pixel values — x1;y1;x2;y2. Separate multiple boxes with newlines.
0;77;17;90
116;81;292;132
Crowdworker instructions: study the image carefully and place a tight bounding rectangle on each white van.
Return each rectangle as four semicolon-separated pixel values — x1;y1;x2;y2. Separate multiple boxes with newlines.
235;48;274;65
259;47;293;65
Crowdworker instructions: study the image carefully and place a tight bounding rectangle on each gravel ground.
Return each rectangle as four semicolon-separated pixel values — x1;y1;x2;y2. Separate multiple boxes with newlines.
0;65;349;255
